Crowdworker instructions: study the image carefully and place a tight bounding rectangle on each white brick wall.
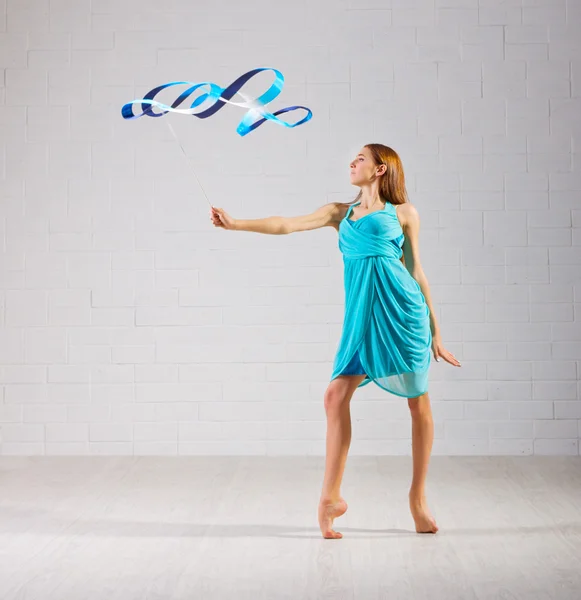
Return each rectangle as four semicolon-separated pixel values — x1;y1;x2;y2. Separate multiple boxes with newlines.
0;0;579;456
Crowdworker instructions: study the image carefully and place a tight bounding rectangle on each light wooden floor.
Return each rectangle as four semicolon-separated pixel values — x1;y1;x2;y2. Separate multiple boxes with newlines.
1;456;580;599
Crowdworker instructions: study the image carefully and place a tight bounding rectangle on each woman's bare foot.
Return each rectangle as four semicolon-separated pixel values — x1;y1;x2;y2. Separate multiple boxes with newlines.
318;497;348;539
409;492;439;533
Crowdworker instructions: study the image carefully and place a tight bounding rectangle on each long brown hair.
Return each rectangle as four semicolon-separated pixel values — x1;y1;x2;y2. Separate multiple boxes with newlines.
352;143;409;206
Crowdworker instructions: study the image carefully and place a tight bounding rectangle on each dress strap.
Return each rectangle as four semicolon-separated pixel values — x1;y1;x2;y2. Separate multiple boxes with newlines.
345;201;360;220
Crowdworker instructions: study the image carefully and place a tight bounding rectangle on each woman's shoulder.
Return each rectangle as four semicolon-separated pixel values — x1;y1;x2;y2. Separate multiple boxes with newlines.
333;201;358;221
394;202;419;229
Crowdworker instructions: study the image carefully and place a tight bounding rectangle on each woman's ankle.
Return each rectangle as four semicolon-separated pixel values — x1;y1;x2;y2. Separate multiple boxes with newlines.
319;495;342;505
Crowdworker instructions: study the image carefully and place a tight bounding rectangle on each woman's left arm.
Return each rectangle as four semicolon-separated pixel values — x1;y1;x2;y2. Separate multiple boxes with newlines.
398;203;461;367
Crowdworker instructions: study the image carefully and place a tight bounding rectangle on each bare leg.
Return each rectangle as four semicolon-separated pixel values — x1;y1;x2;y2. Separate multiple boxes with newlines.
318;375;366;539
408;392;438;533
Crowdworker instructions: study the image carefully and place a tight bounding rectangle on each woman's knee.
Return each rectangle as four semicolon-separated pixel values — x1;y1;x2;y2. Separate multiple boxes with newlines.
408;392;431;416
324;380;352;412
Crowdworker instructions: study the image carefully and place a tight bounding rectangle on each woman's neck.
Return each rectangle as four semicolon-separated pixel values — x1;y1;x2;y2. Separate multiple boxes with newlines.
358;190;383;209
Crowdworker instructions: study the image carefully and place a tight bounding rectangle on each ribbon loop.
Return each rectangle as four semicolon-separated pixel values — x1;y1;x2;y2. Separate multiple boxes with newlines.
121;68;312;136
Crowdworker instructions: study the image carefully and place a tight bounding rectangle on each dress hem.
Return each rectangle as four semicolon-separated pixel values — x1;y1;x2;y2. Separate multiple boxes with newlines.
330;348;430;398
330;372;429;399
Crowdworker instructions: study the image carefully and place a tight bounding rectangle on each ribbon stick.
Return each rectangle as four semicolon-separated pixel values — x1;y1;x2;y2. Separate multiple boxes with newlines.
165;120;213;207
121;67;313;136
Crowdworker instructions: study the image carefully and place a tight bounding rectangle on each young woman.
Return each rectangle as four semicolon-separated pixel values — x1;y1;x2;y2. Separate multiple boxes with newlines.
210;144;461;539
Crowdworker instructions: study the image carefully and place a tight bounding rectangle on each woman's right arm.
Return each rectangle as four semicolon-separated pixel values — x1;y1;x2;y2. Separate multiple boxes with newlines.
233;216;288;235
211;202;343;235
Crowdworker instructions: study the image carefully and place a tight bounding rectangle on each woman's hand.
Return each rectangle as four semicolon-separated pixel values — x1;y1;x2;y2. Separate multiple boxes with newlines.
432;334;461;366
210;206;236;230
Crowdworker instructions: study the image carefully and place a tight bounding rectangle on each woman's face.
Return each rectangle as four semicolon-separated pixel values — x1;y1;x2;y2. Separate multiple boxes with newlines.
349;147;380;186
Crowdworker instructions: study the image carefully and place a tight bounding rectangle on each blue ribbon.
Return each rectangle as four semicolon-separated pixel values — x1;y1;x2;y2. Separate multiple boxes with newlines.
121;67;312;136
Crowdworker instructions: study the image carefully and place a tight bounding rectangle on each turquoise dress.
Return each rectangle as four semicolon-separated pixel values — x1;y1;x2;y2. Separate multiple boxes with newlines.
330;201;432;398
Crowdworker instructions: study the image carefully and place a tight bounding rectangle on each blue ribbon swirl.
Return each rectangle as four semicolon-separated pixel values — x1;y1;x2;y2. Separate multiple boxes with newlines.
121;67;312;136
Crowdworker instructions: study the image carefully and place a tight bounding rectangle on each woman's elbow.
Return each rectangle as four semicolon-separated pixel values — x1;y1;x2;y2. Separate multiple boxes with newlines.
412;269;427;284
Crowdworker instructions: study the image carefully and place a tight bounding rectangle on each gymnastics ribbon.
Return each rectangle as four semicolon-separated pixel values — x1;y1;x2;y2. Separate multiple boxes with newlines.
120;67;312;136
